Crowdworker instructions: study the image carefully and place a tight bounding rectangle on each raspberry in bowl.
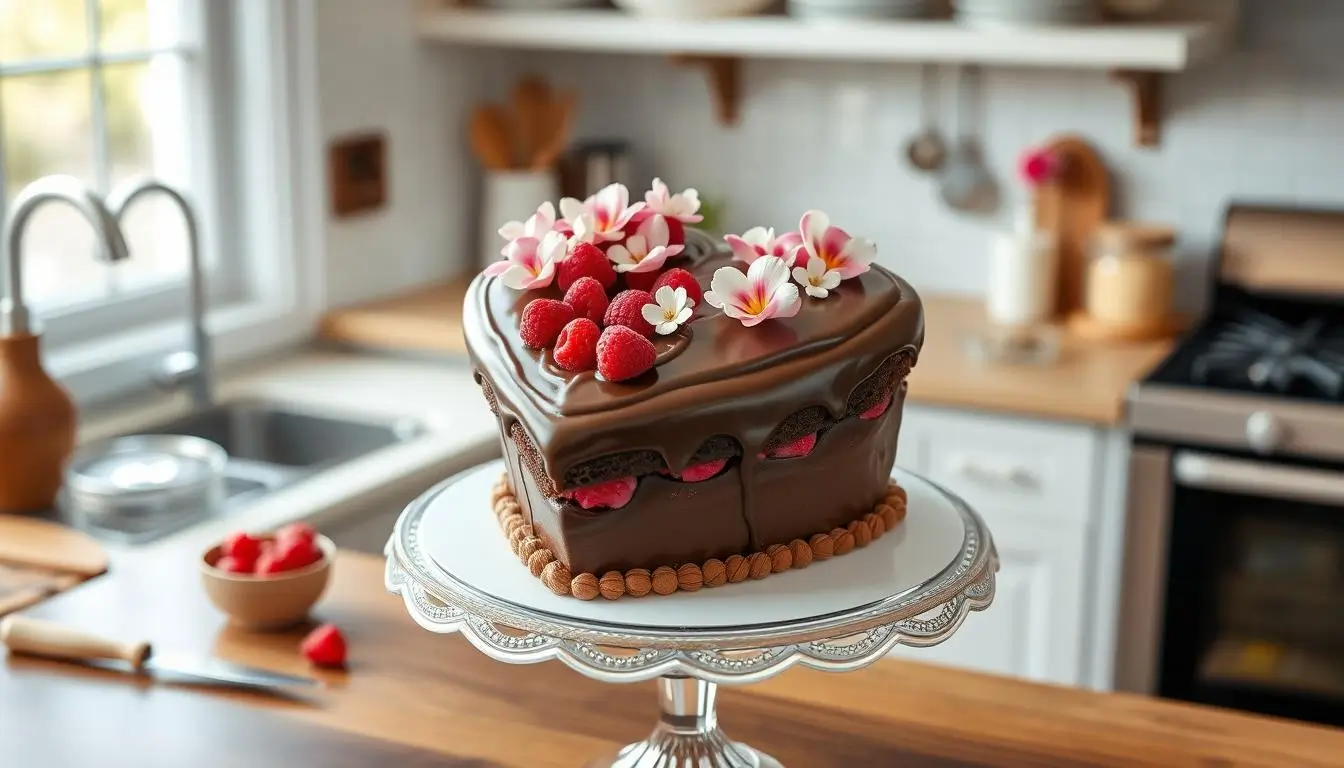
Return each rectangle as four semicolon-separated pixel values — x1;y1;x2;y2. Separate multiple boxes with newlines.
200;523;333;630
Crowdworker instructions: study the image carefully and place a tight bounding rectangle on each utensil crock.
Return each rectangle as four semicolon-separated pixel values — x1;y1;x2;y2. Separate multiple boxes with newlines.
0;333;76;513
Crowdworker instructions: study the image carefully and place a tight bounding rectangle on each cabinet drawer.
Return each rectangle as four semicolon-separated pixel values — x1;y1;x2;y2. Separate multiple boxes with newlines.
903;406;1099;526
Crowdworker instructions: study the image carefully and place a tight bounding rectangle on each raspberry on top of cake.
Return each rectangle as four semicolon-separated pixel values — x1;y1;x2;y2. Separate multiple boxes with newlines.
465;179;923;581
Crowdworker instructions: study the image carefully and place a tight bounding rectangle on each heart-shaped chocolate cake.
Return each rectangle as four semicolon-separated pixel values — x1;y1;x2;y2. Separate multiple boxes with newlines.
466;181;924;599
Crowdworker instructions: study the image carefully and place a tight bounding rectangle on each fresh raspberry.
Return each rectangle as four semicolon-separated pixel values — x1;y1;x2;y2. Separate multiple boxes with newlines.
860;392;892;420
520;298;575;349
254;550;289;576
563;277;608;324
563;476;637;510
300;623;348;668
275;522;316;546
623;270;661;293
222;531;262;563
651;268;703;307
553;318;601;372
597;325;657;382
215;555;252;575
674;459;727;483
557;241;616;292
274;536;323;570
603;289;656;337
766;433;818;459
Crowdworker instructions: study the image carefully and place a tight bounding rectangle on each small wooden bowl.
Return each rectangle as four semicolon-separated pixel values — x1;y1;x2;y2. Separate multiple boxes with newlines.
200;534;334;631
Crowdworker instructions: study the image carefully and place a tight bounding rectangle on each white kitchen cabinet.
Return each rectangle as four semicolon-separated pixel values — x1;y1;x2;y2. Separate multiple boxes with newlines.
890;403;1126;689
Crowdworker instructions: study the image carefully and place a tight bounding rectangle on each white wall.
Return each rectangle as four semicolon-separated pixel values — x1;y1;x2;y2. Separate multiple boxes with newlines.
308;0;1344;314
310;0;484;308
469;0;1342;314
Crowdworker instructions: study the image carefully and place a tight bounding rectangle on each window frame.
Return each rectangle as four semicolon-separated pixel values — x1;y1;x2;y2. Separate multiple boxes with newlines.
28;0;323;406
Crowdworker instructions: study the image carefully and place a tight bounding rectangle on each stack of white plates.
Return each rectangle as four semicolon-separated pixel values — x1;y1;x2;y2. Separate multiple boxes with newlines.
789;0;934;20
955;0;1099;26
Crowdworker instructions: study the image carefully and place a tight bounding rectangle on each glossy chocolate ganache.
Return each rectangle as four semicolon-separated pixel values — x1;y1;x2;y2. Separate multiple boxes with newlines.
465;238;925;577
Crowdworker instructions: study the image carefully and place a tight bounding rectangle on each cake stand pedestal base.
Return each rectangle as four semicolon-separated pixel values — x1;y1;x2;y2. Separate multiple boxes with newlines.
585;677;781;768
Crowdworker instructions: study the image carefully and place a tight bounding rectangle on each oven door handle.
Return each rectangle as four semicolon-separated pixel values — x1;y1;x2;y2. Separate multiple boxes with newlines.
1173;451;1344;506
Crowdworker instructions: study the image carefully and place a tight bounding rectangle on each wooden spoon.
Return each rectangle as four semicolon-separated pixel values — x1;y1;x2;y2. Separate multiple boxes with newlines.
469;105;515;171
532;90;576;172
511;76;552;170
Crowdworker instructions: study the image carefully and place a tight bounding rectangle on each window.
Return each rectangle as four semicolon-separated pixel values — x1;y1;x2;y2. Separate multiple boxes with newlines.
0;0;219;322
0;1;314;404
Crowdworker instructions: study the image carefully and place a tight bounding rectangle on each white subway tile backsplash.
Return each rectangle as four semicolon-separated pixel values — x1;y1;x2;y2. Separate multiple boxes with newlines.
493;0;1344;312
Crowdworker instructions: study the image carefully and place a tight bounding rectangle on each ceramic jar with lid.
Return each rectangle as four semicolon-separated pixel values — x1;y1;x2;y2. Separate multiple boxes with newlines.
1084;223;1175;332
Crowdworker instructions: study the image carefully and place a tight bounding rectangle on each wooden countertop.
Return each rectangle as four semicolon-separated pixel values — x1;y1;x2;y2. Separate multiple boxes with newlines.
320;281;1171;426
908;296;1173;425
4;551;1342;767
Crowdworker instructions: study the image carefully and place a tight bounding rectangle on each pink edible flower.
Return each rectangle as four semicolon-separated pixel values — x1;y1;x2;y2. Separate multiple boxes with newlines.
482;230;568;291
497;202;565;255
703;255;801;328
1017;146;1058;187
724;227;806;268
644;177;703;223
560;183;645;244
799;210;875;280
607;214;684;274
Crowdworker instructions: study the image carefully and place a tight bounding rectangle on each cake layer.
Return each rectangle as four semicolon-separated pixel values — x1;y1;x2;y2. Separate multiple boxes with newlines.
505;382;909;575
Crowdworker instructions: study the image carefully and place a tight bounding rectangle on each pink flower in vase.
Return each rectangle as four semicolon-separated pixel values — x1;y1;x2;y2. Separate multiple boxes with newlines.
560;183;646;244
703;255;801;328
1017;146;1058;188
724;227;806;268
482;230;568;290
799;210;876;280
606;214;684;274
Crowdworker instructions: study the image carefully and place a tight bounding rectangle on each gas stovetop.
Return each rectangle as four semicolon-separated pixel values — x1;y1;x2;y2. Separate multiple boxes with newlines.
1145;295;1344;403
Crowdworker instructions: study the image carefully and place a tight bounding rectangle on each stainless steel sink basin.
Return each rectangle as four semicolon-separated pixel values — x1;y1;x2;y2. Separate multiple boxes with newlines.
142;400;426;469
75;399;427;545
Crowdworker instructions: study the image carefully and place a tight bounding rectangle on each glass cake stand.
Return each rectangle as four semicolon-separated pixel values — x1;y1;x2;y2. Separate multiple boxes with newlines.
385;460;998;767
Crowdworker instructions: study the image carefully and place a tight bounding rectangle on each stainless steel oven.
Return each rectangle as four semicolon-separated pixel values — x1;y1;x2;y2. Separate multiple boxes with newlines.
1121;203;1344;728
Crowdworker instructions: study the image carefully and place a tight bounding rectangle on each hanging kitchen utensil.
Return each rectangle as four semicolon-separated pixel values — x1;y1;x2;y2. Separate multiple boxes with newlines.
905;63;948;173
938;65;999;214
0;176;130;514
469;105;516;172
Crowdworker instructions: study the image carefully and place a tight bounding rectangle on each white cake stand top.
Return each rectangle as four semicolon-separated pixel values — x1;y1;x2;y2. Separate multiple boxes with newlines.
385;460;997;685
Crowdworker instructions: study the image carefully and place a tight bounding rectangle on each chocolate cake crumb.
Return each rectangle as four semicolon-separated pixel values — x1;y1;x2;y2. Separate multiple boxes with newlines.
844;351;915;417
764;406;832;452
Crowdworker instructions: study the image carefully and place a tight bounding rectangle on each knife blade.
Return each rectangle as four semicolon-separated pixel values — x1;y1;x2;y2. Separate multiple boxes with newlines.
0;615;318;692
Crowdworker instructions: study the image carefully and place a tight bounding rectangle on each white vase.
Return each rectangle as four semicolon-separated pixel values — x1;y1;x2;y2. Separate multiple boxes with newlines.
479;170;560;272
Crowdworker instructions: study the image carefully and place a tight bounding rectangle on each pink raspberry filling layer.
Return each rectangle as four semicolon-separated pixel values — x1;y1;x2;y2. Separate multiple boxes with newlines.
562;476;637;510
674;458;728;482
859;391;892;420
763;432;817;459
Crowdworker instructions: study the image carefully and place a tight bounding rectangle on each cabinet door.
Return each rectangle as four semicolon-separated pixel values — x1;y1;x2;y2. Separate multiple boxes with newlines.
890;516;1087;686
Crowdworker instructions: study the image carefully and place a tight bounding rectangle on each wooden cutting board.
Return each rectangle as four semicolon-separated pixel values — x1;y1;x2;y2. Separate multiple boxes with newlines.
0;516;107;616
318;278;470;357
1034;135;1111;320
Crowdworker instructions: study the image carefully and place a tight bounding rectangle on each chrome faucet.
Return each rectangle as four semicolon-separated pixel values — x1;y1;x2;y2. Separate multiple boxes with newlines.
0;175;131;335
106;178;213;409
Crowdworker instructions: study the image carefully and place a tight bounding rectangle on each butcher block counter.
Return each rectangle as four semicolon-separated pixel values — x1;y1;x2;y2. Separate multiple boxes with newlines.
319;282;1171;427
4;551;1341;767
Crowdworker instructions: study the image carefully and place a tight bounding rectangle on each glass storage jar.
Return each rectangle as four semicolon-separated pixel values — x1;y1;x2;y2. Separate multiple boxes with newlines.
1085;223;1176;329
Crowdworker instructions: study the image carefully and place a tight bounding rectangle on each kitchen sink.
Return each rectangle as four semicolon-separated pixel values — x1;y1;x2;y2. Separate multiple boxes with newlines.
74;399;427;545
141;400;426;469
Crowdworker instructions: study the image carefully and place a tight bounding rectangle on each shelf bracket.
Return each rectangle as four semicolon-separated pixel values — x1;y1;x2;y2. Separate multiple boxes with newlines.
1111;70;1163;149
670;55;742;127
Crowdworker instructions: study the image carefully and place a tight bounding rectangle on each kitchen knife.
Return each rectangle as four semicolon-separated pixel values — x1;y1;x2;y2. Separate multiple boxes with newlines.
0;615;318;692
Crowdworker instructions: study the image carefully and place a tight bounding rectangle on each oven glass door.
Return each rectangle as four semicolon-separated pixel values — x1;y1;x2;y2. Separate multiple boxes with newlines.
1159;449;1344;727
